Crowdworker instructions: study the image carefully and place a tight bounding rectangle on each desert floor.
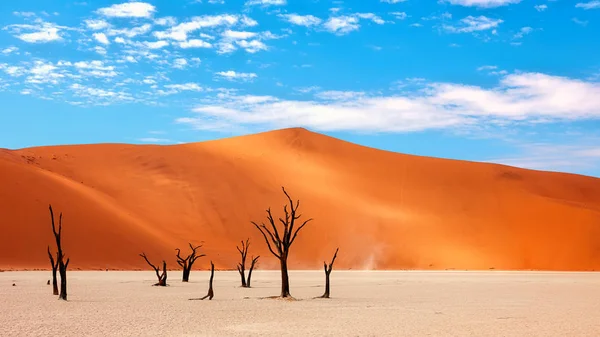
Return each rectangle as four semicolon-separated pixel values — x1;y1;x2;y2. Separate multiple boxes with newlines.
1;270;599;336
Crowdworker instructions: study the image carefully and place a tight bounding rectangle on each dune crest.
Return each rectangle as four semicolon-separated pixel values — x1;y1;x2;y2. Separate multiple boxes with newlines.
1;127;599;271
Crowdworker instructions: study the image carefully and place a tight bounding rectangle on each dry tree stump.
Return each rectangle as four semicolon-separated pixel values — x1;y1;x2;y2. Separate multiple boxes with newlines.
319;248;339;299
190;261;215;301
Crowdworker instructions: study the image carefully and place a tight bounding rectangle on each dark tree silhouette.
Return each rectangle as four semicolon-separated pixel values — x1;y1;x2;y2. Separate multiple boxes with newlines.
190;261;215;301
252;186;313;298
320;248;339;299
246;255;260;288
47;246;59;295
236;238;254;287
139;253;167;286
49;205;70;301
175;243;205;282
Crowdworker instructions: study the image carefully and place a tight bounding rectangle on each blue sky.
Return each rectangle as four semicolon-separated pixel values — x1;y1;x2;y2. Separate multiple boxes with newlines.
0;0;599;177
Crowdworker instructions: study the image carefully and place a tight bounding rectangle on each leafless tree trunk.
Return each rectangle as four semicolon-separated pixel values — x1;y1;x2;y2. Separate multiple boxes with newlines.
320;248;339;299
49;205;70;301
47;246;59;295
176;243;205;282
252;186;313;298
190;261;214;301
139;253;167;286
236;239;250;287
246;256;260;288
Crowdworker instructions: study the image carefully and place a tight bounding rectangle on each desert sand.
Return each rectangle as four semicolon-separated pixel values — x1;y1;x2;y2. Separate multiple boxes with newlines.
1;127;600;271
1;270;600;336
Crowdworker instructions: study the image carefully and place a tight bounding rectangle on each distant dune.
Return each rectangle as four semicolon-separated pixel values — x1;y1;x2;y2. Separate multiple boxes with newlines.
1;127;599;271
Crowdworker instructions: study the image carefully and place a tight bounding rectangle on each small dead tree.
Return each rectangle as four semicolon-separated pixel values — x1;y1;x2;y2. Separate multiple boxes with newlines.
47;246;59;295
320;248;339;299
252;186;313;298
49;205;70;301
139;253;167;286
190;261;214;301
236;239;250;287
246;255;260;288
175;243;205;282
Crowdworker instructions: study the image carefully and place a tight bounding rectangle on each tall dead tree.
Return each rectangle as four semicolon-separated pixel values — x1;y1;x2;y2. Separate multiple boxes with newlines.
175;243;205;282
246;255;260;288
49;205;70;301
236;239;250;287
139;253;167;286
252;186;313;298
47;246;59;295
190;261;214;301
320;248;339;299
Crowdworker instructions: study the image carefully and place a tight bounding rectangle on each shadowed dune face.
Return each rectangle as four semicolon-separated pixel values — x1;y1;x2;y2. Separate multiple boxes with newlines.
1;128;599;271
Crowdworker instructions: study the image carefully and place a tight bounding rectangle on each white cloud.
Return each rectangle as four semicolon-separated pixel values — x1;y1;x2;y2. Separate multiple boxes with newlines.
443;0;521;8
245;0;286;6
513;26;533;39
324;16;361;35
279;14;322;27
173;58;188;69
153;14;240;41
215;70;258;81
380;0;408;3
72;60;118;77
236;39;267;53
179;39;212;48
70;83;133;103
8;22;65;43
155;17;177;26
158;83;204;95
138;137;174;144
107;24;153;38
443;16;503;33
534;4;548;11
1;47;18;55
576;1;600;9
487;143;600;173
355;13;386;25
27;61;65;84
145;40;169;49
84;19;110;30
322;13;387;35
390;12;408;20
93;32;110;45
222;30;258;40
177;72;600;133
96;2;156;18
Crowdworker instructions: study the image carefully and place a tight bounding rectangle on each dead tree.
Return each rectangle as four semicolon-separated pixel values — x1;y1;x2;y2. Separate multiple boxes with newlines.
175;243;205;282
190;261;214;301
320;248;339;299
49;205;70;301
47;246;59;295
236;239;250;287
139;253;167;286
246;255;260;288
252;186;313;298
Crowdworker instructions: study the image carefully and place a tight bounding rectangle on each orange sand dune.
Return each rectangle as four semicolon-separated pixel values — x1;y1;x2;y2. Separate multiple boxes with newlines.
1;128;599;271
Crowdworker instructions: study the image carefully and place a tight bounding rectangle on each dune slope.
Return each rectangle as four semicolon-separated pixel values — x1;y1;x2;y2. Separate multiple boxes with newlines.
1;128;599;271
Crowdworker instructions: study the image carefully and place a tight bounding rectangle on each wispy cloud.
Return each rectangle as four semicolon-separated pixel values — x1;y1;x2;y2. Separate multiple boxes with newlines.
443;16;503;33
215;70;258;82
487;142;600;174
575;1;600;10
177;72;600;133
442;0;521;8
